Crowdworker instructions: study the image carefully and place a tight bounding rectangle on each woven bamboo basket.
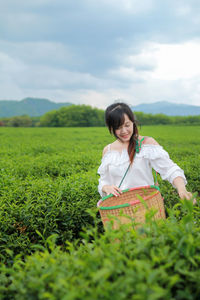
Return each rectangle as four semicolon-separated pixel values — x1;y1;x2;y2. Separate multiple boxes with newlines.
97;185;166;229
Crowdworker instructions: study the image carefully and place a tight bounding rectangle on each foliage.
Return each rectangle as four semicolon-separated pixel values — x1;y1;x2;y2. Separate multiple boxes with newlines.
39;105;105;127
1;115;33;127
135;112;200;126
1;199;200;299
0;127;105;262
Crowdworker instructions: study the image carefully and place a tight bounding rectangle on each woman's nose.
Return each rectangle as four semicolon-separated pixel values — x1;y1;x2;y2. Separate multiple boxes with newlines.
120;127;126;133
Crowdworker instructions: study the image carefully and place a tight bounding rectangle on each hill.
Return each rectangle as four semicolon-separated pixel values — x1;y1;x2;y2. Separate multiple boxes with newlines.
132;101;200;116
0;98;72;117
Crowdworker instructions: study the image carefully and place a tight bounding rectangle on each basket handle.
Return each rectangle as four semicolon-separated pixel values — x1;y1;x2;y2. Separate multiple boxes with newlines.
118;137;159;188
118;137;144;188
153;169;159;186
118;163;131;188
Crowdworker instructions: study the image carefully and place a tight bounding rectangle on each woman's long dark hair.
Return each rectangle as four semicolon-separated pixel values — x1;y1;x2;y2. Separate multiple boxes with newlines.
105;102;138;164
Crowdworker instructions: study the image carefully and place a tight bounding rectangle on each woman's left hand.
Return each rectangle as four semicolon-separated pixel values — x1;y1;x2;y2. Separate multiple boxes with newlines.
173;177;196;204
178;189;196;204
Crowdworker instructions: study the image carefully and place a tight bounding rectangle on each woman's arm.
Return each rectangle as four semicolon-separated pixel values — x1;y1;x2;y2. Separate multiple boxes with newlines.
145;137;195;203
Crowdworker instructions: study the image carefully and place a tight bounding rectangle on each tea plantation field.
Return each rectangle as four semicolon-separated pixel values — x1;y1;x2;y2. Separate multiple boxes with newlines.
0;126;200;299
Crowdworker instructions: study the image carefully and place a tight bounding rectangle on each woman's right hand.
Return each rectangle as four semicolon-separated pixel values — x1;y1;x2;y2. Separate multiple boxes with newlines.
102;185;122;197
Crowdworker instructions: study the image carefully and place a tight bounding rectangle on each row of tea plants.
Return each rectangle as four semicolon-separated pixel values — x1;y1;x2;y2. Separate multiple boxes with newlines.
0;126;200;299
1;199;200;299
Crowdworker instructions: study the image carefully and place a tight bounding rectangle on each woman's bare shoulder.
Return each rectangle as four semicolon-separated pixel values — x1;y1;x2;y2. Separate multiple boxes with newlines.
142;136;159;145
102;144;110;156
102;141;118;156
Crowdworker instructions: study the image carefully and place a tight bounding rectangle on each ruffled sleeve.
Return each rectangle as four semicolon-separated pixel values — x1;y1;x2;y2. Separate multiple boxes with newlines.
97;153;111;198
97;150;129;197
138;145;187;187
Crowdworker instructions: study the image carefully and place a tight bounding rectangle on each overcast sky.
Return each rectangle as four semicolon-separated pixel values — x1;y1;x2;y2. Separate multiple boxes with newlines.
0;0;200;108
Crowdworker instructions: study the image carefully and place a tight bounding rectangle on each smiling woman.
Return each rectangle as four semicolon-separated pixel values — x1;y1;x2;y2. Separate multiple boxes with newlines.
105;102;138;164
115;114;133;142
97;102;194;203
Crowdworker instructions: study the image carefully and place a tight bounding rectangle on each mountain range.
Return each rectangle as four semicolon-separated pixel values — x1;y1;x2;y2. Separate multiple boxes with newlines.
0;98;72;118
132;101;200;116
0;98;200;117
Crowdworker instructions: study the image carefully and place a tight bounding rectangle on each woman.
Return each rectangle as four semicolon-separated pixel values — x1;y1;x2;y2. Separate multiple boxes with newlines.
97;102;193;201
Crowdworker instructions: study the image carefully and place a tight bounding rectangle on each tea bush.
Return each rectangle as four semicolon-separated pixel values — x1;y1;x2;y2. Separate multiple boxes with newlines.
1;199;200;300
0;171;99;262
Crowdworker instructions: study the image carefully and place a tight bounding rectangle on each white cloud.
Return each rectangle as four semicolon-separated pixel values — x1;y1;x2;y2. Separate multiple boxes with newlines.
0;51;26;73
1;1;200;108
117;40;200;82
151;41;200;80
175;4;191;16
91;0;155;14
1;39;200;108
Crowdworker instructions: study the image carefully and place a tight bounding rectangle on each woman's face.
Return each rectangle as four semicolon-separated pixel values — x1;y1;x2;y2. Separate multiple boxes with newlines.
114;114;134;143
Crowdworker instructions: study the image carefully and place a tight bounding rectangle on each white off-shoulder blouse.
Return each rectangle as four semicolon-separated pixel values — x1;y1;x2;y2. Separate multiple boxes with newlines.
97;143;187;198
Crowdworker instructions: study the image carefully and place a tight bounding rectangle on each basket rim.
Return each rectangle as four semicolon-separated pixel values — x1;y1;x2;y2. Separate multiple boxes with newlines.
97;185;161;210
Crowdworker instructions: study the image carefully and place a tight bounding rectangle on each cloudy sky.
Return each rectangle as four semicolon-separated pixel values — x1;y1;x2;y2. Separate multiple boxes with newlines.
0;0;200;108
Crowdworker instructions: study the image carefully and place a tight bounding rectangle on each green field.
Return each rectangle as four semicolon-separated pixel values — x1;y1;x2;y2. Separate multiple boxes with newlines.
0;126;200;299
